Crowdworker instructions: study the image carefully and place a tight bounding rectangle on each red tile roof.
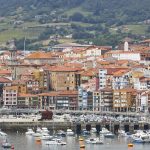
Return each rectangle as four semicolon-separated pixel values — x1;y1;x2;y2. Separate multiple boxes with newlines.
0;77;12;83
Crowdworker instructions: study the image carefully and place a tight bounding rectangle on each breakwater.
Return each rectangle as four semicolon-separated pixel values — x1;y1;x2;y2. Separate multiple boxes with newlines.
0;120;149;133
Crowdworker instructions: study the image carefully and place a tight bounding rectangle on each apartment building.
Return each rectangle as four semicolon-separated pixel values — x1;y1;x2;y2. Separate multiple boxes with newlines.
3;86;18;107
113;88;136;112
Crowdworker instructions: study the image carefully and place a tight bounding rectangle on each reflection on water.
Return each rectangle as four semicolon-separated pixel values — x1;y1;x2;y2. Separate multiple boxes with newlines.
0;132;150;150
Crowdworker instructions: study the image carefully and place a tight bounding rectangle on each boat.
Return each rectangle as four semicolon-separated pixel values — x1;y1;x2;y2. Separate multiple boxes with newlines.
1;139;12;148
0;130;7;137
45;138;67;145
25;129;35;135
91;128;97;133
131;132;150;143
100;128;114;138
85;138;104;144
82;129;90;136
66;129;74;136
56;130;66;137
33;127;42;137
100;128;110;134
42;127;49;133
104;132;115;138
40;133;53;140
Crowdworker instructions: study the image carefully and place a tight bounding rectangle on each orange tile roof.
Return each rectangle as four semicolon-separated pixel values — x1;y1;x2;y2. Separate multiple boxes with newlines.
141;39;150;43
0;77;12;83
114;88;136;93
26;52;52;59
38;92;59;97
0;70;11;75
4;86;18;90
113;69;130;77
46;65;83;72
18;93;38;97
58;90;78;95
12;80;26;85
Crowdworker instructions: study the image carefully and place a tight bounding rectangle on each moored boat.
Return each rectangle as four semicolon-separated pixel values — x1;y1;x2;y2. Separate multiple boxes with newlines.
66;129;74;136
85;138;104;144
45;138;67;145
25;129;35;135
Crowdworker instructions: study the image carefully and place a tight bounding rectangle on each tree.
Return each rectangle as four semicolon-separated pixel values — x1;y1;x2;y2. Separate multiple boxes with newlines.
70;12;84;22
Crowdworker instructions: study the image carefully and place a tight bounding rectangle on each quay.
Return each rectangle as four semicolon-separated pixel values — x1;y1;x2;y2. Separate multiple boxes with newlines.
0;118;150;133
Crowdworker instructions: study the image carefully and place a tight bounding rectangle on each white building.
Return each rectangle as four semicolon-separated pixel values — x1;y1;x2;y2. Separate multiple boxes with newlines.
3;86;18;107
112;70;131;89
99;69;107;89
106;51;141;61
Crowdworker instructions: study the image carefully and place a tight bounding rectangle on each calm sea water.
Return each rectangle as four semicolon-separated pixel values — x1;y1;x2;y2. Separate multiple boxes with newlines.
0;132;150;150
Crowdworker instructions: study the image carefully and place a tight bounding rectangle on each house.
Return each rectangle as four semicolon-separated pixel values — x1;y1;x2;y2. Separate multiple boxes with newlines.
0;77;12;106
112;69;131;89
104;50;141;61
99;88;113;111
3;86;18;107
113;88;136;112
38;92;58;109
46;65;82;91
24;51;60;65
17;93;38;108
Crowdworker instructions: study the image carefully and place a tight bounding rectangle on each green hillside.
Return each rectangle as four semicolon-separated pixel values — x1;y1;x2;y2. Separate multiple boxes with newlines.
0;0;150;49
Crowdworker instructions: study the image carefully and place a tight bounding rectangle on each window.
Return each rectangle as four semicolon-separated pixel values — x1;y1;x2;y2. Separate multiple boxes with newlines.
67;87;69;90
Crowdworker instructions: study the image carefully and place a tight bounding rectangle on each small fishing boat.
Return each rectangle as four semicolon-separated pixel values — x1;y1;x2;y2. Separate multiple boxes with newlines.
85;138;104;144
45;138;67;145
25;129;35;135
104;132;115;138
2;139;12;148
66;129;74;136
40;133;53;140
0;131;7;137
33;127;42;137
56;130;66;137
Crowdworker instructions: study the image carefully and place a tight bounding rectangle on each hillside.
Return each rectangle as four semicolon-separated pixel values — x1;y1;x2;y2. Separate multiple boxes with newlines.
0;0;150;24
0;0;150;50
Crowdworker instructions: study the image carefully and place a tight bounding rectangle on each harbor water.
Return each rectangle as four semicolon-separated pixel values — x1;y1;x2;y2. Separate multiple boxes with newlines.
0;132;150;150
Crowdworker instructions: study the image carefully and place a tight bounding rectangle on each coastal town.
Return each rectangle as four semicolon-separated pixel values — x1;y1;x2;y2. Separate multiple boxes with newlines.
0;38;150;149
0;39;150;115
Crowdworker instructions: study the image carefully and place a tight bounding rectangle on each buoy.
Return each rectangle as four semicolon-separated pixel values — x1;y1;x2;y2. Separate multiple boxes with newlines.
36;138;41;143
128;143;134;148
80;145;85;148
79;138;84;141
11;144;14;149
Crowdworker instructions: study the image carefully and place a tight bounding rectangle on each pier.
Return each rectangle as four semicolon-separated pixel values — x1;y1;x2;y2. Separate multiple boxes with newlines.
0;118;149;133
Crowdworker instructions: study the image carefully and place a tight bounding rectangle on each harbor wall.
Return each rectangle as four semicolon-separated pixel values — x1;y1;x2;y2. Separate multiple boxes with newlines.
0;121;149;133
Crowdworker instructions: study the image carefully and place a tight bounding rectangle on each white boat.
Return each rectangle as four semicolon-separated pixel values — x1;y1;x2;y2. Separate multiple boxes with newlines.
66;129;74;136
40;133;53;140
57;130;66;137
33;127;42;137
42;127;49;133
131;131;150;143
25;129;35;135
0;131;7;137
2;139;11;148
118;129;127;137
104;132;115;138
91;128;97;133
85;138;104;144
100;128;111;134
45;138;67;145
2;142;11;148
